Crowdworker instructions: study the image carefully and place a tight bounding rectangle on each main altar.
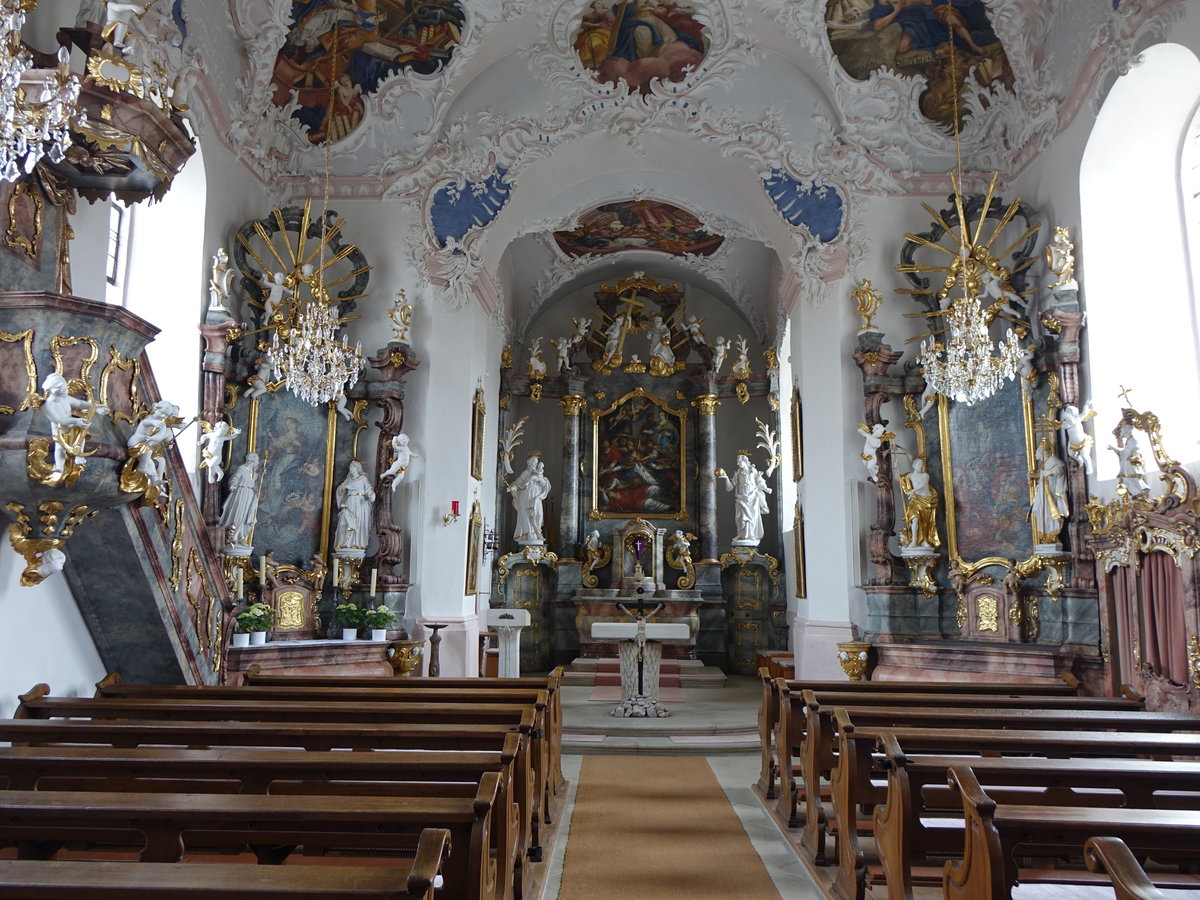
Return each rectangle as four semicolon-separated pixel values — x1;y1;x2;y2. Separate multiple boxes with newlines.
492;273;787;675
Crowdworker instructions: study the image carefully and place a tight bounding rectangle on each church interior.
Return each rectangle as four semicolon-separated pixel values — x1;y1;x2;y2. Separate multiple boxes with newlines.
2;0;1200;897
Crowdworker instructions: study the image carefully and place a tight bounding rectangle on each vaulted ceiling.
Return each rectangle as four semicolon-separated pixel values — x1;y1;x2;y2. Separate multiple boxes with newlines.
163;1;1185;338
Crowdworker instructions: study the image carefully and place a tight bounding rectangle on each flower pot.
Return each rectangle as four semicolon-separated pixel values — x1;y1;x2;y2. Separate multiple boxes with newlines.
232;632;250;648
370;628;387;642
249;630;267;646
341;627;358;641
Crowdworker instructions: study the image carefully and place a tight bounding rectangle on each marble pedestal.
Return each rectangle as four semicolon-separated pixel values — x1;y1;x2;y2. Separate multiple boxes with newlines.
591;621;690;717
486;607;530;678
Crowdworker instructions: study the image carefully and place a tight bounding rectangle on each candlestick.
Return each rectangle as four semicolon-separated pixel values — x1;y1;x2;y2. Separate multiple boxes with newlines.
370;568;377;597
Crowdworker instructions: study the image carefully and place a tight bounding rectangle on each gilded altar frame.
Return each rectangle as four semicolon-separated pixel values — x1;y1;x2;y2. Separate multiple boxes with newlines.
937;384;1039;577
590;387;688;520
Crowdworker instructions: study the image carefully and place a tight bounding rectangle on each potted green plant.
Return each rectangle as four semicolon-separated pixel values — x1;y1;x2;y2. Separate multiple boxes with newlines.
233;601;276;647
332;602;365;641
364;603;395;641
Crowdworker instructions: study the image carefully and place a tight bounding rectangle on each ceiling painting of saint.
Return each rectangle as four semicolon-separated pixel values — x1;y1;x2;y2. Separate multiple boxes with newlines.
825;0;1013;129
573;1;708;95
272;0;466;144
554;200;724;258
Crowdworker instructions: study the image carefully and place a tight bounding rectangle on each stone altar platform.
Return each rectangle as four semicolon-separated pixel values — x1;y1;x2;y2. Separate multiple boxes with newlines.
870;640;1076;683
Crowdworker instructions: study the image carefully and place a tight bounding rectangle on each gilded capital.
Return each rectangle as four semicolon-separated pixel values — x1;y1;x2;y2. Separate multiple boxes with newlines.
692;394;720;415
560;394;587;416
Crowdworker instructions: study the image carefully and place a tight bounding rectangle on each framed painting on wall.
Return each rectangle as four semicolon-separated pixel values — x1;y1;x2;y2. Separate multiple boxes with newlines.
464;499;482;596
794;506;807;599
470;386;486;481
791;387;803;480
590;387;687;520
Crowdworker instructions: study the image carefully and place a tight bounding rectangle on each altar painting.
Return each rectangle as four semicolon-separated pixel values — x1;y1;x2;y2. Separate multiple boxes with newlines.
573;2;708;95
272;0;466;144
591;388;686;519
554;200;723;258
824;0;1012;128
938;377;1034;566
250;392;341;566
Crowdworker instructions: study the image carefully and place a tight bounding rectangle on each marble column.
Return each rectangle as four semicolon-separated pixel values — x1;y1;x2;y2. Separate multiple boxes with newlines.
693;394;720;560
198;319;236;549
558;394;586;558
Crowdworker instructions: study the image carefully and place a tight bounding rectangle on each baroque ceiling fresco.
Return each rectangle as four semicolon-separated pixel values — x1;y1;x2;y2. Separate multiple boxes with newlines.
179;0;1185;337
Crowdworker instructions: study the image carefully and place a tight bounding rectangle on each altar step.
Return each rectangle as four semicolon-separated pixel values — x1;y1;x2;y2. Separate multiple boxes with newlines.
563;658;727;689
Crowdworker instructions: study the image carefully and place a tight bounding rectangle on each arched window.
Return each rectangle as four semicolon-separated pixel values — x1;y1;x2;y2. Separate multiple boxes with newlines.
112;145;208;473
1080;43;1200;479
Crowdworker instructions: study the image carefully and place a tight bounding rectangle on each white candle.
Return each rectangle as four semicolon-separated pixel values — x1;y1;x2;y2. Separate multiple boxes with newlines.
333;559;340;586
235;567;243;599
370;568;377;598
260;555;266;588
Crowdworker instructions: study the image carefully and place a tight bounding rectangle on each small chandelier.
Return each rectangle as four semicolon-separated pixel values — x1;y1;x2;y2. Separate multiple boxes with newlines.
1;0;83;182
268;269;365;406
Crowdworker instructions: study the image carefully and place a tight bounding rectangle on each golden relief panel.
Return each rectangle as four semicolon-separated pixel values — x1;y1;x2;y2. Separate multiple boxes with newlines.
977;596;999;633
51;335;100;403
276;590;306;630
0;328;37;415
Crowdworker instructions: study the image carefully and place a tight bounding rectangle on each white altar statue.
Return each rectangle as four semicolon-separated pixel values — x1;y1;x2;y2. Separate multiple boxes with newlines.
382;432;418;490
711;335;728;373
716;453;771;547
1060;402;1097;474
599;314;629;370
334;460;376;551
197;419;240;484
647;316;675;375
570;316;592;345
1110;421;1152;497
1031;441;1070;547
551;335;572;373
896;456;940;550
509;454;551;545
208;247;235;315
41;373;106;477
683;314;706;347
219;452;261;549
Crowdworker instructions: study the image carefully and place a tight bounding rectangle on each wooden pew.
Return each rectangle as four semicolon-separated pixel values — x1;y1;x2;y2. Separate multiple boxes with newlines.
1085;836;1193;900
871;734;1200;900
0;741;524;900
238;666;568;799
775;683;1150;839
0;778;501;900
819;705;1200;894
0;826;448;898
765;675;1089;818
93;676;556;839
16;686;547;859
943;765;1200;900
0;715;542;885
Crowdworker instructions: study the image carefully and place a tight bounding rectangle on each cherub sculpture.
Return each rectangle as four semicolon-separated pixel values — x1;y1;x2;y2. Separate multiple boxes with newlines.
198;419;240;483
857;422;895;484
1060;402;1097;474
711;335;729;374
40;373;107;480
551;335;573;374
245;358;273;400
382;432;418;490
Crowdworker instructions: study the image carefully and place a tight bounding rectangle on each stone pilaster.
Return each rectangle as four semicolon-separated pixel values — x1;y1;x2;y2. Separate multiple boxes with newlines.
558;394;586;557
693;393;720;561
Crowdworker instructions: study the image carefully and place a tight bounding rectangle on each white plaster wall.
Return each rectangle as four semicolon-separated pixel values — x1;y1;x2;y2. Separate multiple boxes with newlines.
0;552;103;720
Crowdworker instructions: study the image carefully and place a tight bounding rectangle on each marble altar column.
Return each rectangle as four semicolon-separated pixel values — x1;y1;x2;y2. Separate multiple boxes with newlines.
693;394;720;560
199;319;236;548
558;394;586;558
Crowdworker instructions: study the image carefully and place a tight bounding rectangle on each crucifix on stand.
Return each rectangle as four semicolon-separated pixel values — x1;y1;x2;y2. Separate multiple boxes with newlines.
591;586;688;718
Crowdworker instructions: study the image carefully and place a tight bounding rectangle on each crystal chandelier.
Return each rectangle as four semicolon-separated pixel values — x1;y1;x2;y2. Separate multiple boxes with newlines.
919;253;1023;406
268;273;365;406
1;0;83;182
910;36;1025;407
